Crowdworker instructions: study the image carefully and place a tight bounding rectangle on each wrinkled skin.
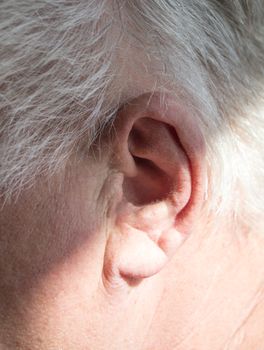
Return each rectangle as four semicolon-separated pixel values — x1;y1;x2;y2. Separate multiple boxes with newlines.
0;95;263;350
0;157;264;350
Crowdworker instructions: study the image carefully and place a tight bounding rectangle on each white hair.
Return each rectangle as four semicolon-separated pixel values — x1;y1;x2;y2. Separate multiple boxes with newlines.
0;0;264;230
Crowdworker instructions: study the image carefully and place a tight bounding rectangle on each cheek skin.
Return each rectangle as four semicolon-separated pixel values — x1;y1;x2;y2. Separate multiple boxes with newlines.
0;159;112;348
0;159;163;350
0;163;106;293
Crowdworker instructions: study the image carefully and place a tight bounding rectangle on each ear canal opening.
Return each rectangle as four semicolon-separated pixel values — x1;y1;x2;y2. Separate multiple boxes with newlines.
122;156;173;206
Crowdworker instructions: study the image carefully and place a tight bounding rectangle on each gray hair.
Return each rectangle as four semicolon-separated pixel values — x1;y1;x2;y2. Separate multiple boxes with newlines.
0;1;264;229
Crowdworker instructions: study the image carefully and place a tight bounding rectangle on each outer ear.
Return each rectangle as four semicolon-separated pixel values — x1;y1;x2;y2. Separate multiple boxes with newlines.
103;93;206;285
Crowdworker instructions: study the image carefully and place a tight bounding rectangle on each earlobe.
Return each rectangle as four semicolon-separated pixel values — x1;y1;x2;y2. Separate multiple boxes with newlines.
103;93;206;286
104;200;184;282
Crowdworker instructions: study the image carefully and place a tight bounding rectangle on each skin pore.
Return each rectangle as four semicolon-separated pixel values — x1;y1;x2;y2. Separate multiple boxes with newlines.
0;94;263;350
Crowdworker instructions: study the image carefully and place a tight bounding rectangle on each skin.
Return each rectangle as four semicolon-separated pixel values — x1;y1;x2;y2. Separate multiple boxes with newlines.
0;95;263;350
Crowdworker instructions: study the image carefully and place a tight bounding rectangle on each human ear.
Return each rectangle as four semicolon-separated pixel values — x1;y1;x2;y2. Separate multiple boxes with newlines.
103;93;206;284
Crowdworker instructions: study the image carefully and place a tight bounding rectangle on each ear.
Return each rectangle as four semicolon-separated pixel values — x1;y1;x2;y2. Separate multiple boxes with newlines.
103;93;206;285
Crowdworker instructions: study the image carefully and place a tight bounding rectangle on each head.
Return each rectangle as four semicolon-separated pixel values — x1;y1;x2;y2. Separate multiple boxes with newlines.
0;1;264;349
